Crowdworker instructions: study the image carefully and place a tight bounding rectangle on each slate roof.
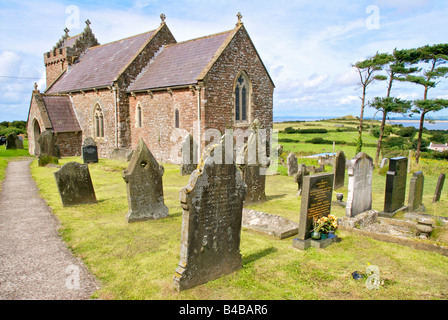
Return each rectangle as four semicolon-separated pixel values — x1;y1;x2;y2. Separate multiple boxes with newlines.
47;30;156;93
41;95;81;132
128;30;233;91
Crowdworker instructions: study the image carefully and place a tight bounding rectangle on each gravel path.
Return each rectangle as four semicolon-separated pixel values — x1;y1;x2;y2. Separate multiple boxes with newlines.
0;159;99;300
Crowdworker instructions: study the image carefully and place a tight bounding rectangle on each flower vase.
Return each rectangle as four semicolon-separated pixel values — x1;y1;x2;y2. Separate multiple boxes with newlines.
311;231;321;240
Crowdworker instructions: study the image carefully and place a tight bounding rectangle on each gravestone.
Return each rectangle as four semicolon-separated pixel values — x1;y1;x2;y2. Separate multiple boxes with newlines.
433;173;445;203
174;135;246;291
242;209;299;239
292;172;337;250
180;134;198;176
5;133;17;149
287;152;298;176
237;119;269;204
384;157;408;214
54;162;97;207
82;137;98;164
293;163;309;196
122;139;169;222
380;158;389;169
333;150;346;189
38;130;60;166
346;152;374;218
408;171;424;212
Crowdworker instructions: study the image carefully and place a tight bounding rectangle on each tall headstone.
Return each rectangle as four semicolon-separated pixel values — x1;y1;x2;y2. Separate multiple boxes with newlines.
287;152;298;176
122;139;169;222
174;135;246;291
180;134;198;176
82;137;98;164
333;150;346;189
346;152;374;218
16;136;24;149
408;171;424;212
292;172;336;249
433;173;445;203
5;133;17;150
54;162;97;207
384;157;408;214
237;119;269;204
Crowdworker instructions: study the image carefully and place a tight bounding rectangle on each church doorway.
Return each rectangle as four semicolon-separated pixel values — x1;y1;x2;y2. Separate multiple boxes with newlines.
33;119;41;155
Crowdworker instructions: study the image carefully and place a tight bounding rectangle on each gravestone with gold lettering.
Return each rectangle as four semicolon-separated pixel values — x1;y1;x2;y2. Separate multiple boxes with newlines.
174;135;246;291
292;172;337;250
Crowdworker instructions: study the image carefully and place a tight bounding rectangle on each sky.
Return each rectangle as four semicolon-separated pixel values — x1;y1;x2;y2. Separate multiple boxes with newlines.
0;0;447;122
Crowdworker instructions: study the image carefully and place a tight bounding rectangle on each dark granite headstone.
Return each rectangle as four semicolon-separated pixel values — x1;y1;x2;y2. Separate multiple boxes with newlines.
433;173;445;203
408;171;424;211
180;134;198;176
54;162;97;207
174;135;246;291
384;157;408;214
346;152;373;217
82;137;98;164
333;151;346;189
122;139;168;222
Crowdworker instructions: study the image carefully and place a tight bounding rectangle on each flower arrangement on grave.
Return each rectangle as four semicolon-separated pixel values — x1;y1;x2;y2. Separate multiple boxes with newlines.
313;215;338;234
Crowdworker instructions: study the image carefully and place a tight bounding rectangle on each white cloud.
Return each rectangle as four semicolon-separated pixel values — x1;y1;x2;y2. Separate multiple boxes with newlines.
340;95;359;105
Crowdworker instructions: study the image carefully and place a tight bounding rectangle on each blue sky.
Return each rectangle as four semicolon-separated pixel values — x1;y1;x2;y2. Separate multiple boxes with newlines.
0;0;447;122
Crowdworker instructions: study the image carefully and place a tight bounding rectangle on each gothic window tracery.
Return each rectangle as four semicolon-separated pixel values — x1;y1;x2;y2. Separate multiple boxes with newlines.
235;72;250;122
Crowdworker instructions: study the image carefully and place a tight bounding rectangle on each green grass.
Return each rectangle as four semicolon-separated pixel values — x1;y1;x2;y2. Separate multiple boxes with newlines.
29;156;448;300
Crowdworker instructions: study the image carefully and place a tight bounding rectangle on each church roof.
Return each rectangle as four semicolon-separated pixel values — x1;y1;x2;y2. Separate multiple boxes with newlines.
127;30;234;91
47;30;156;93
41;95;81;132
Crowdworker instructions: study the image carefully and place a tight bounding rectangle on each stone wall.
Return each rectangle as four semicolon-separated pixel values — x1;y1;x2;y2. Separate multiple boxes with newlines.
55;131;82;157
27;92;52;156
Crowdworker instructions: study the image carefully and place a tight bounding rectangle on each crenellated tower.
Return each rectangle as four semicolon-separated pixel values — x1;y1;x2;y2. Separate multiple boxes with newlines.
44;20;99;89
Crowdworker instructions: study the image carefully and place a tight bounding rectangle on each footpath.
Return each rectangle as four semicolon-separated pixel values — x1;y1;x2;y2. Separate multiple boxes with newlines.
0;159;98;300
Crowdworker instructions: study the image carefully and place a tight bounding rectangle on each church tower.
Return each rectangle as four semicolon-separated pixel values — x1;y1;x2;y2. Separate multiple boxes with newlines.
44;20;99;89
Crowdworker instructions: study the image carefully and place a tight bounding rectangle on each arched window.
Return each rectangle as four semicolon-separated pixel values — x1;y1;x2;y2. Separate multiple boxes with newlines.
235;72;250;122
175;109;180;128
136;103;142;128
94;104;104;138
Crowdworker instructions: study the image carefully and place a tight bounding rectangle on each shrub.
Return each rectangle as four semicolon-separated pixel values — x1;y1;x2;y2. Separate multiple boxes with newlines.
396;126;417;139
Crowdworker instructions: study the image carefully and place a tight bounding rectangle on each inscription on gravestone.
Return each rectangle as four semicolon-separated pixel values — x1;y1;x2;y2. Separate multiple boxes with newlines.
174;135;246;291
82;137;98;164
433;173;445;203
346;152;373;218
384;157;408;214
333;150;346;189
408;171;424;212
122;139;168;222
54;162;97;207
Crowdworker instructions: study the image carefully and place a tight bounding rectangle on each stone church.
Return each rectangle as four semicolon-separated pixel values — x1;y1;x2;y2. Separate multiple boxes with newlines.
27;13;274;163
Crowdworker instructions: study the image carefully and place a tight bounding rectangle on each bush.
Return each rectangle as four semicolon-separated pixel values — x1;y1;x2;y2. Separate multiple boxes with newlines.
282;127;328;134
382;136;410;150
306;137;346;145
396;126;417;139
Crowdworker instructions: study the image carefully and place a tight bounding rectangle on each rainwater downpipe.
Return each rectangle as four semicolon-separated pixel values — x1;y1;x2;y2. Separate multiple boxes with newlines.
196;84;202;164
113;84;119;149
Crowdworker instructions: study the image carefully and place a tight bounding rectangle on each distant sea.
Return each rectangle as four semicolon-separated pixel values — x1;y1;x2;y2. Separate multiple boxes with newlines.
273;116;448;131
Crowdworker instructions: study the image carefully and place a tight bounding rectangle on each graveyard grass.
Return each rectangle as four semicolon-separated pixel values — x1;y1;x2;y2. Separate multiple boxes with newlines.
29;152;448;299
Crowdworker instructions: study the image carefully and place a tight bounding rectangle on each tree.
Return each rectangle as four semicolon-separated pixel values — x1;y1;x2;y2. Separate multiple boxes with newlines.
396;44;448;163
369;97;412;164
352;53;394;153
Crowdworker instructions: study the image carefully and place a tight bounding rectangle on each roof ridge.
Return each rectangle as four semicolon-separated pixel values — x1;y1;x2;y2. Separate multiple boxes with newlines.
87;29;157;50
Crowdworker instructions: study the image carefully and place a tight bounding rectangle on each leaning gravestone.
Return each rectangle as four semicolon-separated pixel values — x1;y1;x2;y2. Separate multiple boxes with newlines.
408;171;424;212
292;172;337;250
5;133;17;150
333;150;346;189
174;135;246;291
384;157;408;215
122;139;168;223
345;152;374;218
82;137;98;164
54;162;97;207
287;152;298;176
433;173;445;203
180;134;198;176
